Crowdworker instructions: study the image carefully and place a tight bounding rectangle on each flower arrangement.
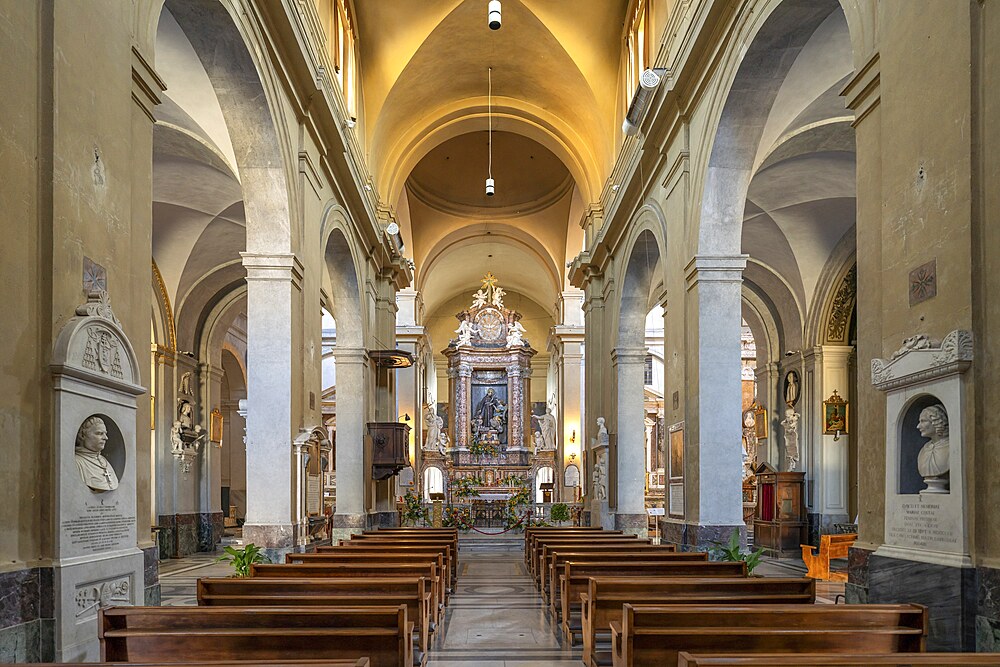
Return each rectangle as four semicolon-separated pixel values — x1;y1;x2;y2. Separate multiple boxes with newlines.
400;490;428;526
442;505;473;531
451;475;482;500
469;433;500;458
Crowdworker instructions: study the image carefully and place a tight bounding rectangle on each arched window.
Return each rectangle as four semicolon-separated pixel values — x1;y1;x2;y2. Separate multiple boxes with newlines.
535;466;554;503
423;467;444;501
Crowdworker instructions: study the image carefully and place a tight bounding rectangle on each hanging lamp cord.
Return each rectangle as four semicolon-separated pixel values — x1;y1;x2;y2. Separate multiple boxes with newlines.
488;66;493;180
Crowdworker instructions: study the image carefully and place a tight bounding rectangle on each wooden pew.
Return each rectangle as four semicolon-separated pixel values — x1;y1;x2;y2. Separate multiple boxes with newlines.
580;576;810;666
801;533;857;581
252;562;443;625
320;545;456;592
529;534;631;577
100;606;413;667
548;551;708;612
533;537;647;584
19;662;371;666
286;551;449;604
536;542;669;594
677;654;1000;666
197;577;431;659
608;603;927;667
525;529;619;563
334;539;458;584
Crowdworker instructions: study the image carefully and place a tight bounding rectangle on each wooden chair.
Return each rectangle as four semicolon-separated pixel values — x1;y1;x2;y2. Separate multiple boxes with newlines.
580;572;807;666
608;603;927;667
677;653;1000;666
801;533;857;581
100;606;413;667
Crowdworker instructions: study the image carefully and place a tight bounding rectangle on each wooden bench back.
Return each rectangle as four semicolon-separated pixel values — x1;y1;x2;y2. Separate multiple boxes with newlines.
820;533;856;558
535;543;667;590
677;653;1000;666
526;529;622;559
252;562;436;580
613;603;927;667
534;538;647;579
324;543;456;582
99;605;411;667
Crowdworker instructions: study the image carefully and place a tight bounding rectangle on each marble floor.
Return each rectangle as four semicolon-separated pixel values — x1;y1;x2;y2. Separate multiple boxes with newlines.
155;534;846;665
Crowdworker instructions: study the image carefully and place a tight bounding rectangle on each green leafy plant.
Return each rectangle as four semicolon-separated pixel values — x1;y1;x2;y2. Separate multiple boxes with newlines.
709;528;765;575
550;503;571;523
451;475;482;500
400;490;428;526
215;543;271;578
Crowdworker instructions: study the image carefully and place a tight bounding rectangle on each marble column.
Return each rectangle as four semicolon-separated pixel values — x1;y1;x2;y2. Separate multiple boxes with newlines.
507;364;525;451
613;347;649;536
582;278;608;526
454;363;472;450
240;253;302;553
197;363;225;551
672;255;747;549
553;290;585;503
152;345;177;558
332;346;368;536
803;345;853;540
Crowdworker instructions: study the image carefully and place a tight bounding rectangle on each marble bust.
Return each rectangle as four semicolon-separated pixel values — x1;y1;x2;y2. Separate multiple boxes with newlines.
75;416;119;491
916;404;950;492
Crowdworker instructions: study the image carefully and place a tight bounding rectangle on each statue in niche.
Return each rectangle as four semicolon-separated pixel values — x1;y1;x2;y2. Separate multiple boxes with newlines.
506;320;526;348
780;408;800;471
180;371;194;396
916;404;950;493
535;408;557;451
75;416;119;491
784;371;799;408
171;400;205;457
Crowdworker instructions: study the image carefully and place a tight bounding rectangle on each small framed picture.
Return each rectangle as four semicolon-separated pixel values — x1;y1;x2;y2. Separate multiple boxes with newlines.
209;408;224;444
753;402;768;439
823;390;848;435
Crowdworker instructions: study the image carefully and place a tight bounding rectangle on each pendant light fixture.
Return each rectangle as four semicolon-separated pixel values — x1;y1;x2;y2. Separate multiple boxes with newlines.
486;66;495;197
488;1;502;30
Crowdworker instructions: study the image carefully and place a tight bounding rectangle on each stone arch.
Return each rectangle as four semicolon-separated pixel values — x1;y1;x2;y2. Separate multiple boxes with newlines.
320;206;366;350
694;0;857;257
151;260;176;351
806;244;858;347
161;0;296;255
614;203;669;349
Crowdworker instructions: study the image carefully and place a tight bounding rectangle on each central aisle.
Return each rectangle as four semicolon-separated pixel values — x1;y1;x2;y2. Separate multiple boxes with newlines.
426;534;581;666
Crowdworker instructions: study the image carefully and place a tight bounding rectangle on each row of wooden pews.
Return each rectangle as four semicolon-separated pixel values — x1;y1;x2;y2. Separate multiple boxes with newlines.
91;527;459;667
526;527;1000;667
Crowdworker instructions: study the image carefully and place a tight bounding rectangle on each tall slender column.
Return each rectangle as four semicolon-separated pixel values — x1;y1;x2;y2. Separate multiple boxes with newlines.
681;255;748;548
332;346;369;536
241;252;302;553
613;347;649;536
807;345;853;533
198;362;225;551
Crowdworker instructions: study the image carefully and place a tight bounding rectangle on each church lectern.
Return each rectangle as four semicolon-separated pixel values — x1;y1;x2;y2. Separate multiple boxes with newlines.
752;462;806;557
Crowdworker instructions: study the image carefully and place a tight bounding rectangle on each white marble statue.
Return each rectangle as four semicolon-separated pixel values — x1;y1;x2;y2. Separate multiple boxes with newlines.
75;416;119;491
593;452;608;500
780;408;800;471
424;403;441;452
455;319;476;347
531;431;542;453
506;320;526;348
536;408;557;451
596;416;609;447
472;289;488;309
491;285;506;308
437;422;450;454
916;404;950;492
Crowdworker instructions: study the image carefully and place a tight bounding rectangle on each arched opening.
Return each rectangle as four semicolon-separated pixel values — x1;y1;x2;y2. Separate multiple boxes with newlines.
423;466;444;501
535;466;554;504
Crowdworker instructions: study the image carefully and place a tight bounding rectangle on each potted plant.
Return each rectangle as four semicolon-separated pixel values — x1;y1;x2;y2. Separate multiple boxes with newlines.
549;502;571;526
709;528;765;575
215;543;271;578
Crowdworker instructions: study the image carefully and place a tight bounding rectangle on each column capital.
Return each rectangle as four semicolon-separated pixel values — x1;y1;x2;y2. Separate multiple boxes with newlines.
241;252;304;287
611;347;648;366
199;362;225;383
684;255;748;288
152;344;176;367
332;346;369;365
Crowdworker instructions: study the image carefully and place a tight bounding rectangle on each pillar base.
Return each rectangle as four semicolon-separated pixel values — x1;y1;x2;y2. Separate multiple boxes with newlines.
661;520;745;551
614;513;648;537
330;513;366;543
242;523;296;563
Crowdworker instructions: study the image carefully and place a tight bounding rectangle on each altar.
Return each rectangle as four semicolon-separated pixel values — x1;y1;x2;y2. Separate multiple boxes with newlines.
421;274;556;507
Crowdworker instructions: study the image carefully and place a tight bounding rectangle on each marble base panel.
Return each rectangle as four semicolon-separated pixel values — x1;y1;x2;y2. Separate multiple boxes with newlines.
156;514;176;559
807;512;852;546
197;512;224;551
976;566;1000;651
661;521;746;551
846;544;872;603
859;552;976;651
375;511;399;529
330;513;366;543
142;545;160;606
580;509;592;527
0;566;54;662
614;513;648;537
242;523;296;563
156;513;201;558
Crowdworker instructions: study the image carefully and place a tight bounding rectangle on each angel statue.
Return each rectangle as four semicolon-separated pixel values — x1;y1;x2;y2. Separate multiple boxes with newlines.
472;289;488;309
506;320;526;348
455;319;476;347
491;285;506;308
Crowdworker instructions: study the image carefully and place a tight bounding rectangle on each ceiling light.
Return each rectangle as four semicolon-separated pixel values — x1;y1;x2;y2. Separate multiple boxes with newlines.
488;1;501;30
486;67;496;197
385;222;400;236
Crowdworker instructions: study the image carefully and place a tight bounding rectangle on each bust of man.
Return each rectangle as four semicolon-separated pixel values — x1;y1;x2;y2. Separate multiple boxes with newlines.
75;416;119;491
916;404;950;479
